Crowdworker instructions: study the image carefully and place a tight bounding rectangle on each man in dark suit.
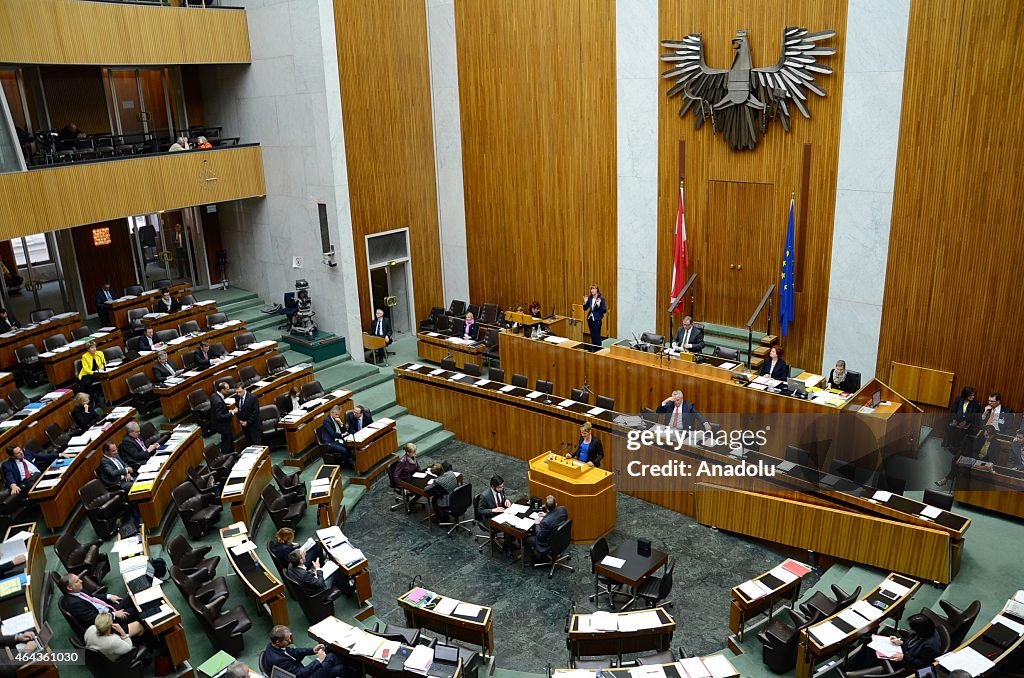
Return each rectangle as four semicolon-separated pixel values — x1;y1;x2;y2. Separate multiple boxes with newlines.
656;390;712;432
345;405;372;434
138;327;159;352
209;380;237;457
477;475;510;518
98;442;133;492
153;288;178;314
0;308;19;333
235;384;261;445
94;282;117;326
320;405;352;465
286;548;341;594
264;625;345;678
673;316;705;353
524;495;569;564
59;572;143;638
3;445;57;497
192;340;213;369
369;308;392;362
152;351;180;383
118;422;158;471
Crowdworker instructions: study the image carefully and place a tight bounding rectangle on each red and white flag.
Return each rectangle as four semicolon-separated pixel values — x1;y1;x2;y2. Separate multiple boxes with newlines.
670;183;689;313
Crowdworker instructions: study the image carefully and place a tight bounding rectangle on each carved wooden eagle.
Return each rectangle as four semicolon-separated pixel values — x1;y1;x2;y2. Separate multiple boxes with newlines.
661;28;837;150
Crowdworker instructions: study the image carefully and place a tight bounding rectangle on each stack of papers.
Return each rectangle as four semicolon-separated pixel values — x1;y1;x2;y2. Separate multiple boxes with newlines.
809;621;847;646
0;612;35;635
404;644;433;674
119;554;149;576
433;597;459;615
600;556;626;569
453;602;483;617
937;646;996;674
308;617;355;645
590;611;618;631
618;610;663;631
738;579;773;600
851;599;885;622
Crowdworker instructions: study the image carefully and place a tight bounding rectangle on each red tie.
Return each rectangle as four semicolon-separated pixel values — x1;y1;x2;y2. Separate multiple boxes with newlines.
20;460;29;480
671;406;680;429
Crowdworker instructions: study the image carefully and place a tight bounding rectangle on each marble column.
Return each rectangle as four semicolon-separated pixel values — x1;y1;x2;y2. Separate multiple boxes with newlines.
823;0;910;380
616;0;660;339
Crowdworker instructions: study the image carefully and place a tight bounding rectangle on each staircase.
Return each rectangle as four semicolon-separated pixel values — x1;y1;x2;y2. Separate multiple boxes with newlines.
699;321;778;372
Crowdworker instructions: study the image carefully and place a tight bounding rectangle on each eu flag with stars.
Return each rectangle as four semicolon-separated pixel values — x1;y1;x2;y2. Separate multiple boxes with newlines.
779;198;796;337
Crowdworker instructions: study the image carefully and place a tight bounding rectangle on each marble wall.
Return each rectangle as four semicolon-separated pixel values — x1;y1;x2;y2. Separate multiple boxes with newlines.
200;0;365;353
615;0;660;339
426;0;469;306
822;0;910;380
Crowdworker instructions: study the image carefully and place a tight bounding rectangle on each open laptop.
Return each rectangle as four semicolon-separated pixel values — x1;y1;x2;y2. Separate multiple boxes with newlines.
786;377;807;397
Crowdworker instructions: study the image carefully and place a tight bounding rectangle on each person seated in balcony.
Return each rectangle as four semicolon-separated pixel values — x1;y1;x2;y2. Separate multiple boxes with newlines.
168;136;190;152
59;123;85;140
197;136;213;149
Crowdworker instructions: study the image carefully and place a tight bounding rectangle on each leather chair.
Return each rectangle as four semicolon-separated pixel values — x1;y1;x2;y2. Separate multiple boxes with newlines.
208;342;227;359
438;483;474;536
511;373;528;388
187;593;252;655
154;329;179;343
419;306;445;332
300;381;326;403
187;389;211;433
758;608;819;673
640;332;665;346
923;488;954;512
238;365;260;387
282;566;341;623
386;459;409;512
261;484;306;529
273;464;306;499
536;380;553;395
489;367;505;383
152;278;172;289
371;622;421;646
532;519;574;578
126;336;145;353
637;558;675;608
635;650;676;665
922;599;981;647
845;370;863;392
29;308;55;323
127;308;148;335
570;388;589;403
434;314;450;334
595;395;615;410
214;375;236;391
800;584;861;619
841;624;950;678
45;422;72;450
714;345;741;361
178;320;201;335
483;328;500;365
124;285;144;296
78;479;127;539
179;294;197;307
13;345;45;387
0;401;12;424
440;357;457;371
588;537;626;608
266;540;289;576
140;420;171;447
172;481;223;538
7;388;29;410
448;300;466;317
102;346;124;362
43;333;68;352
234;332;256;349
54;531;110;582
260;405;281;442
84;643;149;677
205;312;228;327
71;326;93;340
203;443;237;479
187;466;221;499
267;354;288;374
463;363;482;378
182;352;197;370
166;535;221;582
126;372;157;414
467;303;480;319
170;561;229;606
479;303;498;324
58;594;91;641
275;394;291;415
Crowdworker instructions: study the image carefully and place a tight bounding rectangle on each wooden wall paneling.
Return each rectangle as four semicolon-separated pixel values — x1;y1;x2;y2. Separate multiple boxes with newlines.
657;0;848;372
41;66;110;134
71;219;136;313
333;0;444;327
0;0;250;66
0;146;266;239
878;0;1024;409
180;65;206;127
455;0;617;334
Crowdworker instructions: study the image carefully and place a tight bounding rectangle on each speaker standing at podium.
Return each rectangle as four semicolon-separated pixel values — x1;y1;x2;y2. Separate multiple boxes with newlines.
566;422;604;468
583;285;607;349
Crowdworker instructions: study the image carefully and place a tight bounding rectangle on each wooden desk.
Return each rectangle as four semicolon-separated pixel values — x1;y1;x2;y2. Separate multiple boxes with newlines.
316;525;373;613
128;426;204;534
954;463;1024;519
220;521;288;624
528;452;615;543
115;528;190;669
796;573;920;678
153;340;278;418
27;406;135;529
487;502;539;566
348;418;398;475
0;389;74;456
38;330;121;386
398;587;494;656
730;559;812;641
222;446;270;524
568;607;675;662
917;595;1024;676
97;321;249;403
594;541;668;611
141;299;218;333
553;656;739;678
417;332;485;369
233;363;315;435
0;372;14;401
104;283;190;329
0;312;80;370
0;527;59;678
309;464;344;527
279;389;354;457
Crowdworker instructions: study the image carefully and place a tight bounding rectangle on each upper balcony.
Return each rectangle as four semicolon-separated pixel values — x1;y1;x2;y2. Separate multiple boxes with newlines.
0;0;251;66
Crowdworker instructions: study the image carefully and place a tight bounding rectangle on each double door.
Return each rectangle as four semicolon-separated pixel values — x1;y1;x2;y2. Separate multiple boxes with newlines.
129;209;205;289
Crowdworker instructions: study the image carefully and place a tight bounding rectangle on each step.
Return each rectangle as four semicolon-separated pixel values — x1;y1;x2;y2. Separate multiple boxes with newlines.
394;413;444;448
411;429;456;457
376;404;408;420
315;361;382;392
344;372;393;395
356;382;399;413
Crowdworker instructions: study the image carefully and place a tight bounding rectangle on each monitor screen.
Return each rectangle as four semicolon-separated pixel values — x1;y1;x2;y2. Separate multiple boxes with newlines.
871;390;882;408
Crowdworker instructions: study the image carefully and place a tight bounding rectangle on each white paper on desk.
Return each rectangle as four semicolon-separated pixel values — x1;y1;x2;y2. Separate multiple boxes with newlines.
404;644;433;673
135;471;159;481
868;634;902;658
738;580;770;600
937;646;996;674
310;477;332;488
838;608;871;629
574;616;592;633
309;617;354;646
600;556;626;568
490;512;510;525
317;525;345;545
512;516;536;530
920;505;943;519
506;503;529;516
678;657;711;678
769;565;798;584
590;611;618;631
626;610;664;630
333;544;364;566
453;602;483;617
557;399;574;408
428;369;445;376
433;597;459;616
33;476;60;489
299;537;316;552
144;604;173;625
852;599;884;622
406;363;424;371
701;655;738;678
995;613;1024;635
135;584;165;606
629;665;666;678
809;621;847;646
0;612;35;635
525;391;543;399
222;483;245;495
319;560;339;580
498;384;516;393
871;490;893;503
449;374;468;382
119;554;149;575
880;578;911;598
112;538;143;556
587;407;605;416
231;541;258;556
6;531;32;544
222;534;246;549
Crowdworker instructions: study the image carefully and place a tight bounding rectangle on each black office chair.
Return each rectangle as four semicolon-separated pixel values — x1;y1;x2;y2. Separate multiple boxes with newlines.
440;357;457;371
45;422;73;450
714;346;741;361
272;464;306;499
153;278;172;290
511;373;528;388
78;479;128;539
758;607;820;673
438;483;474;536
170;561;229;607
385;458;409;512
635;650;676;665
178;320;201;335
29;308;55;323
595;395;615;410
267;354;288;374
102;346;124;363
172;481;223;538
463;363;482;378
188;389;212;433
179;294;197;307
187;593;252;656
588;537;626;608
237;366;260;388
299;381;326;403
636;558;674;608
127;308;148;335
489;367;505;383
479;303;498;324
261;484;306;529
166;535;221;582
448;300;466;317
140;421;171;447
259;405;282;444
371;622;421;646
921;599;981;647
536;380;553;396
54;531;110;582
800;584;861;619
71;326;92;340
845;370;863;392
43;333;68;352
8;388;29;410
207;342;226;359
203;443;238;479
532;519;574;578
187;466;222;499
640;332;665;346
923;488;954;511
126;372;157;414
472;492;501;552
234;332;256;350
14;345;45;387
124;285;145;296
570;388;589;403
282;567;341;624
206;312;228;327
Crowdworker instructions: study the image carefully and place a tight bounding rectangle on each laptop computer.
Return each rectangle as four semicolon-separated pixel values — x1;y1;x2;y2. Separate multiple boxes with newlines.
786;377;807;397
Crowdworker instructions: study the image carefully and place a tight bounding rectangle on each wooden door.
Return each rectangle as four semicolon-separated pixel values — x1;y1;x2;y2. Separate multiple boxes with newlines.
702;180;779;328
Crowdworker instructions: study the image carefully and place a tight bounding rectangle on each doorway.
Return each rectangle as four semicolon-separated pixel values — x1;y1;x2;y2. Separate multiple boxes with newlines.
0;233;71;320
128;209;206;289
365;229;415;336
103;68;175;143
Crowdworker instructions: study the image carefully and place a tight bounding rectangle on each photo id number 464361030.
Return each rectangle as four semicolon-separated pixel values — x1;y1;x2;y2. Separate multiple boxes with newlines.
12;650;82;665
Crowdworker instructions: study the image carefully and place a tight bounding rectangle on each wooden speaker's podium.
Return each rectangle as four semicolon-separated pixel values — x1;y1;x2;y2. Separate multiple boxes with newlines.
528;451;616;544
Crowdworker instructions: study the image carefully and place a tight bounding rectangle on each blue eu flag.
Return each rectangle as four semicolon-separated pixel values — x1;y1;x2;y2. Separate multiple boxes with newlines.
779;199;796;337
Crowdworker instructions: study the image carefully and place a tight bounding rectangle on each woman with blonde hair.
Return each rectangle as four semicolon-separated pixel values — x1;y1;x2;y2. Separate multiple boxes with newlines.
70;391;101;431
84;612;132;661
565;421;604;468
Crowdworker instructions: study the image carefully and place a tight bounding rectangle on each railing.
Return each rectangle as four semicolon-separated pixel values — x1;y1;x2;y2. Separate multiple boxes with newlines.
745;284;775;369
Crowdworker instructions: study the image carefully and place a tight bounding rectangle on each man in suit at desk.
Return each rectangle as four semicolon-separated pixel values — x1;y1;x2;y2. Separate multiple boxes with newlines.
118;422;158;472
0;308;19;333
59;573;144;639
235;384;261;445
320;405;352;465
346;405;372;434
153;288;178;315
98;442;133;493
673;316;705;353
192;340;213;369
286;548;337;594
210;380;237;457
94;282;117;326
656;390;712;432
524;495;569;564
152;351;180;383
369;308;392;362
980;391;1012;433
138;327;159;352
265;625;346;678
3;445;59;498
